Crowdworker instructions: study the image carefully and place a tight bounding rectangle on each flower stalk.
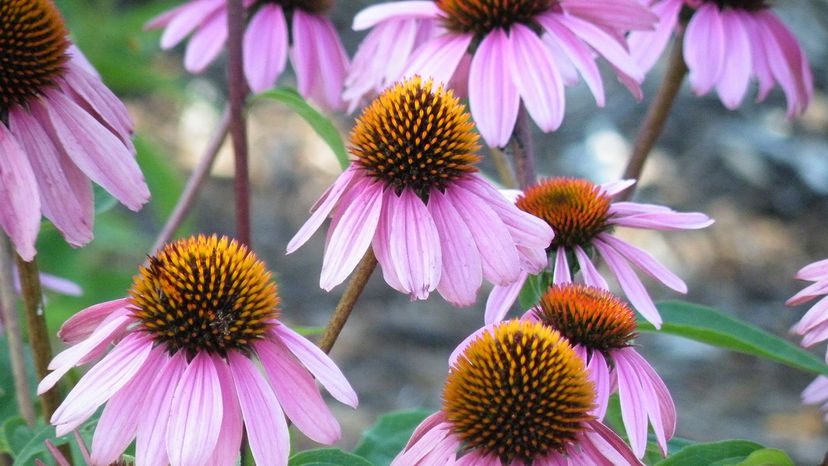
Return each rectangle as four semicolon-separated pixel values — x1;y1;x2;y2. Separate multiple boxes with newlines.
508;104;537;189
318;250;377;353
620;29;688;201
227;0;252;246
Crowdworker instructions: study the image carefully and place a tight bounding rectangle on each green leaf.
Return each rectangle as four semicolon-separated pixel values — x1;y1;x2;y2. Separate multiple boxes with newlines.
8;421;63;465
736;448;794;466
289;448;373;466
258;88;349;170
640;301;828;376
655;440;767;466
353;409;431;466
518;272;550;310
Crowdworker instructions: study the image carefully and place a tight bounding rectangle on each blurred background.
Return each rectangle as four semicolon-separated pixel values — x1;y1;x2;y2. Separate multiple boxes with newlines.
8;0;828;463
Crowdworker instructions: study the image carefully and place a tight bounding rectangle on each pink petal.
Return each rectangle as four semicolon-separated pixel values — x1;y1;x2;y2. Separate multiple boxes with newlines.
373;189;409;294
57;298;130;344
540;14;605;106
166;352;223;466
320;177;383;290
507;24;565;131
404;33;472;87
796;258;828;281
594;238;662;328
787;279;828;307
610;210;714;230
598;234;687;293
244;4;288;93
61;60;134;145
563;0;657;30
51;333;154;436
34;90;149;211
469;28;520;147
291;11;349;110
574;245;609;289
135;351;186;466
555;13;643;82
715;10;752;109
158;0;224;49
428;189;483;306
586;350;611;420
601;179;636;197
183;8;228;73
287;166;358;253
553;247;572;284
388;189;441;300
791;296;828;334
257;339;341;444
273;324;358;407
392;419;454;466
9;108;93;247
484;273;526;325
208;359;244;466
0;122;40;261
580;420;643;465
628;0;683;73
449;324;496;367
614;352;648;458
758;10;813;116
445;183;521;285
353;1;439;30
802;376;828;405
684;3;725;95
228;351;289;466
91;346;166;465
38;272;83;297
618;348;676;452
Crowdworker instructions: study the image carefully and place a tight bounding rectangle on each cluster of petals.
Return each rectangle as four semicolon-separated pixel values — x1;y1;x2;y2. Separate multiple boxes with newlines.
486;179;714;329
38;298;358;466
1;46;149;261
345;0;658;146
629;0;812;115
146;0;349;110
788;258;828;418
287;165;554;306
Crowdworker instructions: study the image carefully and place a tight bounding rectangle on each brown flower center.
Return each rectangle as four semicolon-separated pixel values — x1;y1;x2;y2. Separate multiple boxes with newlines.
444;320;594;463
535;284;638;353
0;0;69;113
129;235;280;357
516;177;612;249
350;76;481;199
437;0;554;36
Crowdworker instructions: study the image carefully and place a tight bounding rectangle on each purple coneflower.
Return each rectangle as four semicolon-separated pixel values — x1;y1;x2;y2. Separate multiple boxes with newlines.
39;235;358;466
147;0;349;110
0;0;148;260
630;0;812;115
288;76;554;306
485;177;713;328
344;0;657;147
395;320;642;465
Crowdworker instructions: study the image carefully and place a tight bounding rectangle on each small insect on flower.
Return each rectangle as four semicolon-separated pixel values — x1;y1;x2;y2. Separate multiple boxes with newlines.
39;235;357;466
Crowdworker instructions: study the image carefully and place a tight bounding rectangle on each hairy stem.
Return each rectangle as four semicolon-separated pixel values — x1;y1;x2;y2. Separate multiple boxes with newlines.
0;237;35;426
151;107;231;253
318;250;377;354
620;30;688;201
227;0;251;246
507;104;537;189
16;256;60;420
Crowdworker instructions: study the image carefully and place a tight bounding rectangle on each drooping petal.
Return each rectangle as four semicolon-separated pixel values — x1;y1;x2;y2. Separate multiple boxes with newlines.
598;234;687;293
183;8;228;73
287;166;358;253
715;9;752;109
243;4;288;93
594;238;662;328
796;258;828;281
684;3;725;95
554;13;643;82
135;351;186;466
484;274;527;325
57;298;129;344
404;33;472;87
388;189;441;300
628;0;683;73
166;352;223;466
563;0;657;30
468;28;519;147
574;245;609;289
158;0;224;49
291;10;349;110
273;324;358;407
617;348;676;454
0;123;40;260
352;1;440;30
539;14;605;106
587;350;612;420
257;338;341;444
758;10;813;116
208;359;244;466
553;247;572;284
60;60;134;144
228;351;289;466
372;189;409;294
507;23;565;131
579;420;643;465
614;352;648;458
91;346;166;465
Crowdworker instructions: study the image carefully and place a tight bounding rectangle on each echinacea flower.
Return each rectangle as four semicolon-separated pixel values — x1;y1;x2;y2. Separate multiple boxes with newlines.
394;320;642;465
486;177;714;328
787;258;828;419
0;0;148;261
38;235;358;466
147;0;349;110
345;0;657;147
629;0;813;115
288;76;554;306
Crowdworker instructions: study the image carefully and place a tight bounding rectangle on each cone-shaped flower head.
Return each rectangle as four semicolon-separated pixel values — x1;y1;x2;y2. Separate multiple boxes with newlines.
288;76;554;307
146;0;348;110
345;0;657;145
0;0;148;260
629;0;812;115
485;177;713;328
40;235;357;466
395;320;642;465
533;284;676;458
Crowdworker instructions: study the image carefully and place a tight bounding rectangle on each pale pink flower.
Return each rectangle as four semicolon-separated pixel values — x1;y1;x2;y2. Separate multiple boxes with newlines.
39;235;357;466
345;0;657;147
465;284;676;458
395;320;642;466
485;178;714;328
146;0;349;110
630;0;813;115
802;376;828;421
1;1;148;261
288;77;553;306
